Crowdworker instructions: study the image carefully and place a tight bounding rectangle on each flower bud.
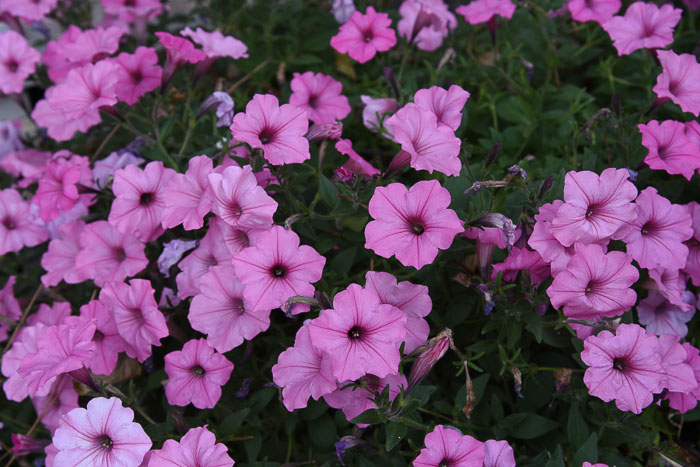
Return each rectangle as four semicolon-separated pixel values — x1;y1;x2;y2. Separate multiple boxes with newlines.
306;122;343;141
407;329;453;392
11;434;50;456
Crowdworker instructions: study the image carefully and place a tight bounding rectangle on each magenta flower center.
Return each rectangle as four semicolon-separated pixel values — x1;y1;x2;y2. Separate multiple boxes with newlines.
258;128;275;145
307;95;319;108
231;298;245;315
192;365;206;376
2;217;16;230
407;218;426;235
363;30;374;42
139;192;154;206
612;357;628;372
271;265;287;278
96;434;113;451
347;326;363;339
585;204;597;218
641;221;657;236
205;255;218;267
94;330;105;342
131;70;144;85
112;247;127;262
6;59;19;73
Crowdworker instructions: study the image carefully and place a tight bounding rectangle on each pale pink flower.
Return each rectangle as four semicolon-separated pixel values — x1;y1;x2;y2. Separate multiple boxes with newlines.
602;2;682;56
53;397;151;466
161;155;214;230
653;50;700;117
548;168;638;247
101;0;163;22
649;268;691;311
18;317;96;395
41;220;89;287
637;290;695;338
665;343;700;413
232;225;326;311
109;160;176;242
309;284;406;381
33;155;93;222
365;180;464;269
2;323;50;402
79;300;126;375
398;0;457;52
657;334;697;394
413;425;484;467
158;239;198;277
330;7;397;64
231;94;310;165
413;85;470;131
684;201;700;286
99;279;169;362
113;46;162;106
567;0;620;24
364;271;431;354
290;71;351;124
332;0;356;23
47;60;119;118
483;439;516;467
0;30;41;94
26;302;72;328
155;32;206;88
0;188;48;255
385;103;462;176
147;426;235;467
491;247;551;287
180;26;249;60
199;92;235;127
0;149;51;188
464;225;521;277
0;0;58;21
31;95;99;143
324;373;406;423
30;376;79;435
93;150;145;188
272;323;337;411
74;221;148;287
189;264;271;352
360;95;399;133
456;0;517;25
164;338;234;409
335;139;380;179
638;120;700;180
581;323;665;413
207;165;277;229
0;276;20;342
620;187;693;270
547;243;638;320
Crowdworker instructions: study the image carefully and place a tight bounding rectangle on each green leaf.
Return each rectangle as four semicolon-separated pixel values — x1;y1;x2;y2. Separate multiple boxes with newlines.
567;404;589;449
385;422;407;451
319;174;339;208
350;408;386;425
244;432;262;462
330;247;357;277
504;413;559;439
573;432;598;466
544;445;565;467
220;408;250;433
523;310;543;343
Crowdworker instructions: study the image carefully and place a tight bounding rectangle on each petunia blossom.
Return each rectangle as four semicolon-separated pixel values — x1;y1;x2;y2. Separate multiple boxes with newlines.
684;201;700;286
0;30;41;94
207;165;277;229
180;26;248;77
164;338;234;409
189;264;272;353
483;439;516;467
0;188;48;255
290;71;351;124
491;247;551;287
0;276;21;342
567;0;620;24
653;50;700;117
365;180;464;269
30;375;79;435
0;0;58;21
335;139;380;179
53;397;151;466
665;343;700;413
79;300;127;376
112;46;162;106
360;95;400;133
456;0;517;25
33;155;93;222
413;425;484;467
161;155;214;231
330;7;397;64
602;2;682;56
324;373;406;424
147;426;235;467
581;323;665;413
385;103;462;176
231;94;310;165
232;225;326;311
657;334;697;395
41;220;89;287
637;290;695;338
155;32;206;89
648;267;691;312
637;120;700;181
413;85;470;131
398;0;457;52
309;284;406;381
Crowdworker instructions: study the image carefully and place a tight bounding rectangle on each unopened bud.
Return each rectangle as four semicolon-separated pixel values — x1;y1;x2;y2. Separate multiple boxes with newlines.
12;434;50;456
385;150;411;177
197;92;234;127
538;176;553;199
306;122;343;141
486;142;500;167
170;410;189;435
407;329;453;392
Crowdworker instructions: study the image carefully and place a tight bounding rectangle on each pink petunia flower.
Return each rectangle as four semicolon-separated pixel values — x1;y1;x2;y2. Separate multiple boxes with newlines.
413;85;470;132
189;264;271;352
0;120;23;160
684;201;700;286
30;375;79;435
649;267;691;311
18;317;96;396
26;302;72;328
638;120;700;180
413;425;484;467
581;323;665;414
99;279;169;362
74;220;148;287
665;343;700;413
335;139;380;179
657;334;697;394
0;149;51;188
385;103;462;176
272;323;337;411
360;95;400;134
567;0;620;24
33;155;93;222
207;165;277;229
456;0;517;25
180;27;248;77
50;61;120;120
0;276;20;342
364;271;431;354
53;397;151;466
637;290;695;338
548;168;638;247
0;30;41;94
109;160;177;242
547;243;638;320
620;187;693;270
164;338;234;409
365;180;464;269
147;425;235;467
161;155;214;231
324;373;406;423
309;284;406;381
491;247;551;287
112;46;162;106
290;71;351;124
0;188;48;255
232;225;326;311
155;32;207;89
2;323;51;402
602;2;682;56
398;0;457;52
653;50;700;117
79;300;127;376
31;95;99;143
1;0;58;21
41;220;89;287
231;94;310;165
483;439;516;467
93;150;145;188
330;7;397;64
